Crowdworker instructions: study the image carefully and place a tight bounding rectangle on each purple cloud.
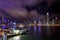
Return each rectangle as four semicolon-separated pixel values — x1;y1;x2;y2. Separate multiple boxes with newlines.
0;0;56;20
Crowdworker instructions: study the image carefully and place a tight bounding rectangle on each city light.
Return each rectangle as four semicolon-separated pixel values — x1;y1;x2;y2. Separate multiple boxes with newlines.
0;0;60;40
18;24;24;28
13;29;19;34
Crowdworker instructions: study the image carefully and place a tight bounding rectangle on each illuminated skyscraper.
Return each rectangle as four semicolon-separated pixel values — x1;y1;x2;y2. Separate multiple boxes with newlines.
46;12;51;35
47;12;49;26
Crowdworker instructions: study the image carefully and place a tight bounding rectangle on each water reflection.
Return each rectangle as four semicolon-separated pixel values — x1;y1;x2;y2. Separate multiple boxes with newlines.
8;36;21;40
34;26;36;34
8;26;60;40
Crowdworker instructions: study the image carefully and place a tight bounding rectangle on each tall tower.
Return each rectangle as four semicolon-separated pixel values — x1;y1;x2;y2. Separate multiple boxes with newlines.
46;12;51;35
47;12;49;26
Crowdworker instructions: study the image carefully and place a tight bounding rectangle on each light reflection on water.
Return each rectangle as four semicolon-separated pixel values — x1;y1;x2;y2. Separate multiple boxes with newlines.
8;35;21;40
38;26;41;34
8;26;60;40
34;26;36;34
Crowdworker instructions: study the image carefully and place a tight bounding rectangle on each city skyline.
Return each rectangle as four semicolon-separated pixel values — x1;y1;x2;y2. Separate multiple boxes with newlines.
0;0;60;21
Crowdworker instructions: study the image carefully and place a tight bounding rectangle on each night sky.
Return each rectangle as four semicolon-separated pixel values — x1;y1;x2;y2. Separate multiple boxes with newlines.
0;0;60;20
